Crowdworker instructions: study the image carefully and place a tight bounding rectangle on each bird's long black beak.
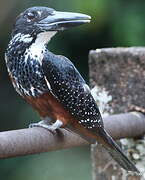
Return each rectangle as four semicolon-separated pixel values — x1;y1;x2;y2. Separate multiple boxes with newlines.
38;11;91;31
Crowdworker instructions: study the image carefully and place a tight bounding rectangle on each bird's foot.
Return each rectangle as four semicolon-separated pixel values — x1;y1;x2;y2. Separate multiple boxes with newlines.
29;120;63;132
29;120;45;128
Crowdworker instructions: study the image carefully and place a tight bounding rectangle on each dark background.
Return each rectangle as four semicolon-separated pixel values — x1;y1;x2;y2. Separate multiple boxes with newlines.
1;0;145;179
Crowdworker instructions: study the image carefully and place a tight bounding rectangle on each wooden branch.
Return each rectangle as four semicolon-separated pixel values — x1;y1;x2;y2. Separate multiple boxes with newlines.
0;112;144;159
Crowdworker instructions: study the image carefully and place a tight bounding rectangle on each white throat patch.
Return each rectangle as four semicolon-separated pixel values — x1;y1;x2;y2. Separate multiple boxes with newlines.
25;31;57;63
32;31;57;49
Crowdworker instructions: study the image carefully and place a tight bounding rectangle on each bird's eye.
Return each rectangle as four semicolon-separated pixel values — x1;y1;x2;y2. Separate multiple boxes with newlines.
27;12;36;20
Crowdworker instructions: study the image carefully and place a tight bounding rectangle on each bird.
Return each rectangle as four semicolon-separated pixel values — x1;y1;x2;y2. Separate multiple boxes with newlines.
5;6;139;173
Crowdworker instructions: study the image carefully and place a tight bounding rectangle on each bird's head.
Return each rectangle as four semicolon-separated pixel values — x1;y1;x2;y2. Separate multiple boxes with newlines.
12;6;91;43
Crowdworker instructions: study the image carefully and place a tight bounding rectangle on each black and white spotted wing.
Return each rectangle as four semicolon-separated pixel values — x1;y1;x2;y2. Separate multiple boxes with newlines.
42;51;104;130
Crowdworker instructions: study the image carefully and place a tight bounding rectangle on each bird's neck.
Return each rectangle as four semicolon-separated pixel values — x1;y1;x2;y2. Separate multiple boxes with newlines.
6;31;57;97
7;31;57;63
27;31;57;63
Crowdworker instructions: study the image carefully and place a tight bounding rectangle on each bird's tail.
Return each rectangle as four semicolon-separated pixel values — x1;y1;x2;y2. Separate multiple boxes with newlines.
66;124;139;173
96;129;139;173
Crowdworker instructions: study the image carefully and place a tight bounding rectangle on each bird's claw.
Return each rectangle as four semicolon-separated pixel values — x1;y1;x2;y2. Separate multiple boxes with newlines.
29;120;63;132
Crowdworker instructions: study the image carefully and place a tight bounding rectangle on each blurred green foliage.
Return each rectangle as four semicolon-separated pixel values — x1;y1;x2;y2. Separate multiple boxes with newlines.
0;0;145;179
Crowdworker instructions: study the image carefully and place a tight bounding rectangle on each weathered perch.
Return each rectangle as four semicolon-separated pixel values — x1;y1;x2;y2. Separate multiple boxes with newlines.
89;47;145;180
0;112;144;159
